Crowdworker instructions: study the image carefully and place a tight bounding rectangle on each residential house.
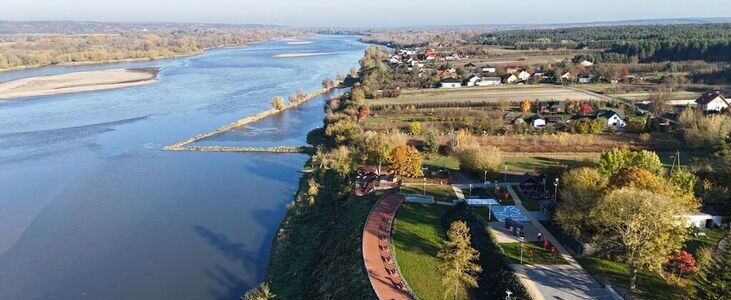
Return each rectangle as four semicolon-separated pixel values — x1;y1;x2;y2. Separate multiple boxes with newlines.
695;91;728;112
388;55;401;65
476;77;502;86
579;60;594;67
482;65;497;74
465;75;481;87
527;114;546;128
539;101;566;114
505;66;520;74
517;71;532;81
560;72;572;82
597;110;626;128
437;69;457;80
503;74;518;84
440;78;462;88
463;62;477;71
579;76;593;84
684;204;726;228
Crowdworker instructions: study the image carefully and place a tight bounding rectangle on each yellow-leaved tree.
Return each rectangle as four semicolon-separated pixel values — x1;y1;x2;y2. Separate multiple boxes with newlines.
389;144;423;178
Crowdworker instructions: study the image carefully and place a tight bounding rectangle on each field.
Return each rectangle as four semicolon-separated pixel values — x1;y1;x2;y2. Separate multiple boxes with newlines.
391;204;452;300
570;83;702;101
463;47;598;66
370;85;602;107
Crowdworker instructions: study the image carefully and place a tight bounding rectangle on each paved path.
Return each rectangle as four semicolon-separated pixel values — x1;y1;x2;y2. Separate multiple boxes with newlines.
505;185;613;300
362;194;414;300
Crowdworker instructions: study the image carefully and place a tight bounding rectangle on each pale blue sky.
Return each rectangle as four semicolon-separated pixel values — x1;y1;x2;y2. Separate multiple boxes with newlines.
1;0;730;27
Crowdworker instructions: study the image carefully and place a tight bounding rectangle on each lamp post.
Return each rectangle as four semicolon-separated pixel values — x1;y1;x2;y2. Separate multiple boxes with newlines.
483;170;487;189
505;290;513;300
469;184;473;198
503;164;508;183
553;177;560;202
423;178;427;196
519;236;525;264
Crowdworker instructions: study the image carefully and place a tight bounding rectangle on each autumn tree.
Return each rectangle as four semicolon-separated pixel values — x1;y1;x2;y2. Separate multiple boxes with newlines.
408;121;423;135
389;144;424;178
555;167;608;240
321;77;335;89
455;144;503;177
591;188;689;292
678;108;731;149
241;282;275;300
665;251;698;276
520;99;531;113
669;167;698;196
359;131;394;172
597;147;662;176
438;221;482;300
271;96;285;110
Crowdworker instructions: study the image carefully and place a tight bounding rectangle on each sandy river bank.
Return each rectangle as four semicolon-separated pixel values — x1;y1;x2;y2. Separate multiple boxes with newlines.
0;67;159;100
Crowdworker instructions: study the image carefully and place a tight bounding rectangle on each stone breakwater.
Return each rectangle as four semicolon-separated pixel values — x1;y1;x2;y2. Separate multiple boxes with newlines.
163;85;338;153
164;145;310;153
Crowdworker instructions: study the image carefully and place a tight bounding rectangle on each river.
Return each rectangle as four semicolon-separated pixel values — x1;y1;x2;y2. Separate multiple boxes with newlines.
0;35;367;300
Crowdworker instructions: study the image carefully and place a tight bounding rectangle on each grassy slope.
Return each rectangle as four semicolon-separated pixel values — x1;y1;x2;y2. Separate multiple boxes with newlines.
392;204;452;300
267;190;382;299
500;242;568;265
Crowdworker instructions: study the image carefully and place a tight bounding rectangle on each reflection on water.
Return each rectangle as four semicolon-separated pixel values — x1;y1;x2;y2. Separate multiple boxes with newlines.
0;35;366;300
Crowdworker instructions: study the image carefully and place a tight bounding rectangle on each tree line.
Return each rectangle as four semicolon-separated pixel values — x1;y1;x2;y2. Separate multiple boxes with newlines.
0;28;303;69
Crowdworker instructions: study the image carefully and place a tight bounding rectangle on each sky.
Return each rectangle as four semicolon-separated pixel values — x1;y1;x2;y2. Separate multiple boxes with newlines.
1;0;730;27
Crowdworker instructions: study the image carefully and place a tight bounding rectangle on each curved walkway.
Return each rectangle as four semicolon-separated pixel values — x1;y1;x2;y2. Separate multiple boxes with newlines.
362;194;414;300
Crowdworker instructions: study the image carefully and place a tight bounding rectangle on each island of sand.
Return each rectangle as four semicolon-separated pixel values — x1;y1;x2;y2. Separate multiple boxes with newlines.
0;68;159;100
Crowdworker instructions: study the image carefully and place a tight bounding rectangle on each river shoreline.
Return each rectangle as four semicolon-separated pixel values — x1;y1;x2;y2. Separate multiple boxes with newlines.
0;68;160;100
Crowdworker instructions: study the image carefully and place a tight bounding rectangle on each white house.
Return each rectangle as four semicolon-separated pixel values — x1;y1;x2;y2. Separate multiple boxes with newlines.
597;111;626;128
503;74;518;84
684;205;725;228
482;65;496;73
517;71;532;81
695;91;729;112
476;77;502;86
440;78;462;89
465;75;481;87
528;114;546;128
579;77;593;84
389;55;402;64
580;60;594;67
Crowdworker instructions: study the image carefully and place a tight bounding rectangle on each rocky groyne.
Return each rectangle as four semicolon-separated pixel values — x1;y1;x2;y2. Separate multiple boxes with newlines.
163;84;338;153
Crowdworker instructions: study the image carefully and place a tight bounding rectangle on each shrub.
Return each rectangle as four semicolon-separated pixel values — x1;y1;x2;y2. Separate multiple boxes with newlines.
271;96;285;110
455;144;503;177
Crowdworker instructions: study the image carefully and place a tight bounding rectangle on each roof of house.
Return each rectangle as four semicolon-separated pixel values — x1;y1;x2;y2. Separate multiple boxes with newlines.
464;62;477;67
540;101;566;110
527;114;545;122
596;109;625;120
695;91;727;105
441;78;461;83
482;77;502;81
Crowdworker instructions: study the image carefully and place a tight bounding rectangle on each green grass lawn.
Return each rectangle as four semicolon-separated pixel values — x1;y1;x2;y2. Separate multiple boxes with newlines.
423;155;460;172
577;256;682;300
500;242;568;265
684;228;728;256
392;204;452;300
401;184;456;202
472;206;498;223
504;153;599;172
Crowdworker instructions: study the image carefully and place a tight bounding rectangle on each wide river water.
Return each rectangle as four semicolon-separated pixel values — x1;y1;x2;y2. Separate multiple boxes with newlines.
0;35;366;300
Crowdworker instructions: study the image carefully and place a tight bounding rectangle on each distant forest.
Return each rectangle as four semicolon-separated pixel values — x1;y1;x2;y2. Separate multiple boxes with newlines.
471;23;731;62
0;24;305;70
